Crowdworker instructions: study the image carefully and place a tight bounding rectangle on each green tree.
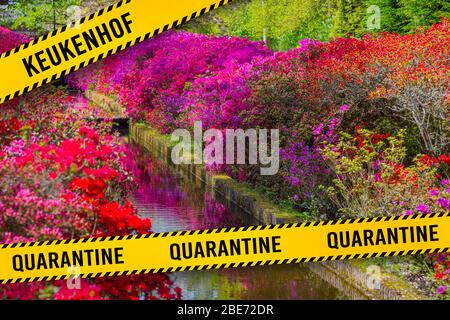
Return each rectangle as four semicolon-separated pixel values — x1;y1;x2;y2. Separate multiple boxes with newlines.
187;0;449;50
331;0;366;37
331;0;450;37
397;0;450;32
0;0;114;35
366;0;401;33
186;0;337;50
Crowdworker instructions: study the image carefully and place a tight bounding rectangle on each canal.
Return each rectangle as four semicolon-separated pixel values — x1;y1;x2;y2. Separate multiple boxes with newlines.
71;92;365;300
124;142;355;300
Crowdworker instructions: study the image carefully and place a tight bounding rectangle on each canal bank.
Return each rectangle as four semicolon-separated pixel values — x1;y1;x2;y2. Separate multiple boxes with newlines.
85;90;429;300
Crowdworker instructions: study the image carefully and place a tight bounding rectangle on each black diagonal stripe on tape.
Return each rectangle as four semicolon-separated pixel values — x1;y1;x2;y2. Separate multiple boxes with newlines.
143;32;151;40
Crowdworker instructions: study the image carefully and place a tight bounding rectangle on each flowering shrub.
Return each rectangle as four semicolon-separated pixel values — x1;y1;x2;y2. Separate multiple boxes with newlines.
65;21;450;296
320;128;448;218
0;26;29;53
0;89;181;299
69;31;272;132
0;29;181;300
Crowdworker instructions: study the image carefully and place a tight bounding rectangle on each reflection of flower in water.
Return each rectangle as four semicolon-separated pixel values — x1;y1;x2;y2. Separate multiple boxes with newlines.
123;144;242;230
202;193;242;229
123;144;186;207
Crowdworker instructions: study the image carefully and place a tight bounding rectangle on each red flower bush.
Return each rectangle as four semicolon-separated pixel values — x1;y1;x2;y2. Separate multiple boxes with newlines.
0;27;180;300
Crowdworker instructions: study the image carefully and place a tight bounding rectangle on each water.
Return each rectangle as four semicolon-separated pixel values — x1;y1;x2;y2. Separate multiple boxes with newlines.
125;142;352;300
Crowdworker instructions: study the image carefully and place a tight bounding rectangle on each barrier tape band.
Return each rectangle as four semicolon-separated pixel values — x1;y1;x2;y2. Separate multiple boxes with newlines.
1;212;449;284
0;0;232;104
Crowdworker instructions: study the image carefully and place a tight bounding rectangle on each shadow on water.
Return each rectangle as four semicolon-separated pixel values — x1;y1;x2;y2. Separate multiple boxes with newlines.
124;142;358;300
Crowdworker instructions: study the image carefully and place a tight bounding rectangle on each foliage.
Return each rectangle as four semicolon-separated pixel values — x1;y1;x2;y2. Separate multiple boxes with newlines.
186;0;337;50
320;127;448;218
186;0;450;50
0;0;114;34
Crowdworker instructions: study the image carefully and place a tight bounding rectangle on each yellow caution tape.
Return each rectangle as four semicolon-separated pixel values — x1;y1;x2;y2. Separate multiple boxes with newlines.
1;213;449;284
0;0;232;104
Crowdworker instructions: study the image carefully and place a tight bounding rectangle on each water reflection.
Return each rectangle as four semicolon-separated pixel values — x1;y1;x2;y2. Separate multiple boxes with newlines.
125;143;351;300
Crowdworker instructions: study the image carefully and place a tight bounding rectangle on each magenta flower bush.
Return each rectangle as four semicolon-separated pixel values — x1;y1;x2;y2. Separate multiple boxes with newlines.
69;31;272;132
